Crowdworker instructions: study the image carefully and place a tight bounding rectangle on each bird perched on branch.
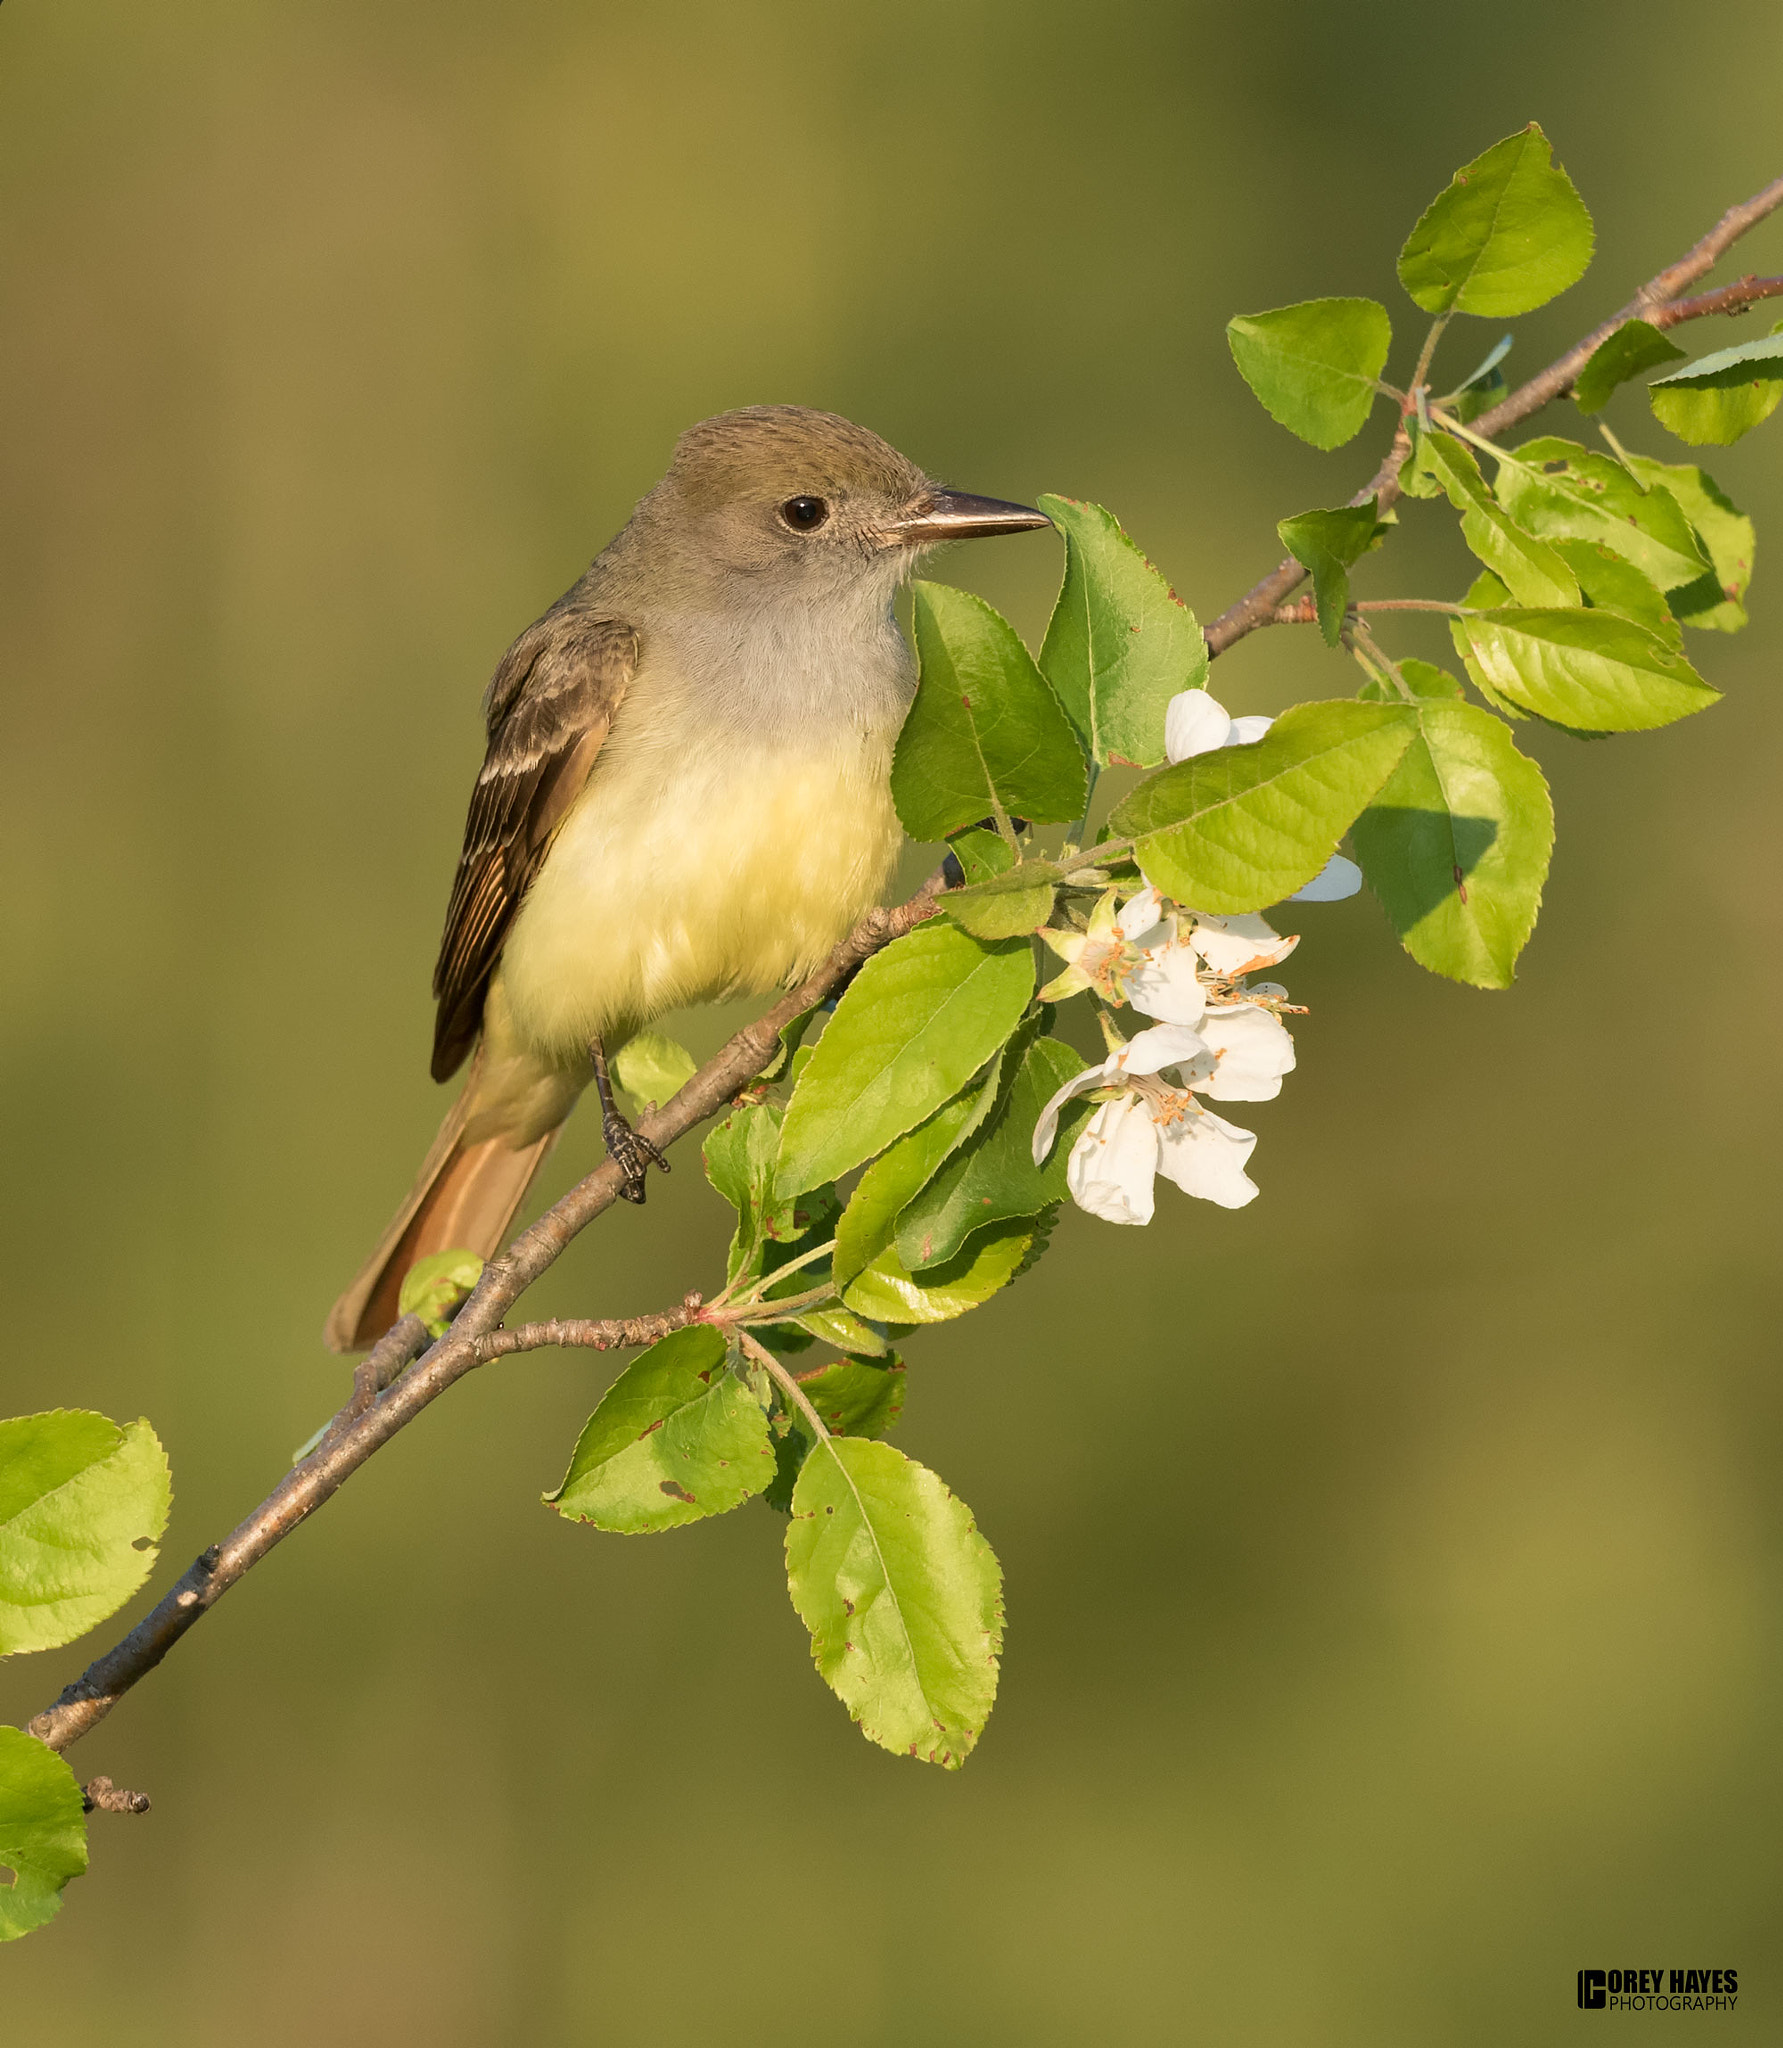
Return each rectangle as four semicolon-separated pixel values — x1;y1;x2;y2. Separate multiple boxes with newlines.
326;405;1049;1351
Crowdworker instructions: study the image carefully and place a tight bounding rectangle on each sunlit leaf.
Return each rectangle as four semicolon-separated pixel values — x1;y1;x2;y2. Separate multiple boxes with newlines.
1647;324;1783;444
705;1101;801;1286
1620;452;1754;633
843;1217;1038;1325
397;1249;484;1338
1226;297;1393;449
892;583;1086;841
1548;540;1680;648
1353;700;1553;987
1571;319;1686;414
944;825;1015;886
1397;123;1593;317
1416;431;1580;607
0;1412;171;1656
1108;700;1415;913
785;1437;1002;1767
546;1326;774;1533
1358;657;1466;705
940;858;1062;940
1278;500;1381;644
1493;436;1710;592
777;922;1035;1196
1037;496;1206;767
610;1030;697;1113
1452;608;1720;731
0;1727;86;1941
833;1060;1004;1293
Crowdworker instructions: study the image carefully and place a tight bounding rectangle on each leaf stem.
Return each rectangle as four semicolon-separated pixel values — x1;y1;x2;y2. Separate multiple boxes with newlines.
734;1329;832;1442
1409;314;1452;403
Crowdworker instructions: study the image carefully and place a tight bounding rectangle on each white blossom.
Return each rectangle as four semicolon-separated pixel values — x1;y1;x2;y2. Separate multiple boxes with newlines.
1031;1021;1275;1223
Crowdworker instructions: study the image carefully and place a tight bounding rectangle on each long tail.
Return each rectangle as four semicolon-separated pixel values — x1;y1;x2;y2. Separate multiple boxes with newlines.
324;1046;572;1353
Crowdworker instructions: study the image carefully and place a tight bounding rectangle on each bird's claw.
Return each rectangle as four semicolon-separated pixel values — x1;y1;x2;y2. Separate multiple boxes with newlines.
603;1110;670;1204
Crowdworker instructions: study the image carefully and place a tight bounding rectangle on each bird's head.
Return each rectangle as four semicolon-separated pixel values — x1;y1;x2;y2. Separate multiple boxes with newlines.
643;405;1049;606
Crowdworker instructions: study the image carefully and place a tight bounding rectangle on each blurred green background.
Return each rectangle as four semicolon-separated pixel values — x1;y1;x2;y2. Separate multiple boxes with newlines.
4;2;1780;2041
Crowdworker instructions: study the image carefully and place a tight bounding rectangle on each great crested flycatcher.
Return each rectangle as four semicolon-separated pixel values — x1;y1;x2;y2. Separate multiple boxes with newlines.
326;405;1048;1351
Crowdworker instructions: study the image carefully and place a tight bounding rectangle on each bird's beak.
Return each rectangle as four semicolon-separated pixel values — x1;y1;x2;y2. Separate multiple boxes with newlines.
874;489;1053;548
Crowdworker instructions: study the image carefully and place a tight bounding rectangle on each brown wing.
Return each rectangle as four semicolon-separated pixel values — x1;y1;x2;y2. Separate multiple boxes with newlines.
430;611;638;1081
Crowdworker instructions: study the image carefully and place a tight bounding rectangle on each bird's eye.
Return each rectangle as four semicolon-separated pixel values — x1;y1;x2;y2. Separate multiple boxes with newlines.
779;495;830;533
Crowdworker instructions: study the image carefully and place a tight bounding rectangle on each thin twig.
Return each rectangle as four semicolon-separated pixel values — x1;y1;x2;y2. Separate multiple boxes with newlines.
1651;273;1783;328
27;870;946;1755
1204;174;1783;659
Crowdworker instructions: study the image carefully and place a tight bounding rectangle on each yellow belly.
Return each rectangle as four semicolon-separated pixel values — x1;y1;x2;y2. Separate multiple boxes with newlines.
488;737;901;1070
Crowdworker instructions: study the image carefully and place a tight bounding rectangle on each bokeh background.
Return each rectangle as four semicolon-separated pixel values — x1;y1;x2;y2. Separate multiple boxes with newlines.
4;3;1781;2042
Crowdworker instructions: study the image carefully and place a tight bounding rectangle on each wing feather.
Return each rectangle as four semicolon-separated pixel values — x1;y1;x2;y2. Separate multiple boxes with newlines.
429;612;637;1080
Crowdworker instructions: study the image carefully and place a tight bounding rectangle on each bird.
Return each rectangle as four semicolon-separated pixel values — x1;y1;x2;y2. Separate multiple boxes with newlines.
325;405;1050;1352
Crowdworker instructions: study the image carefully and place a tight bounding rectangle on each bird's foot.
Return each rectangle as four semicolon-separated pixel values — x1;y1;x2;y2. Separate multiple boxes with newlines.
602;1104;670;1204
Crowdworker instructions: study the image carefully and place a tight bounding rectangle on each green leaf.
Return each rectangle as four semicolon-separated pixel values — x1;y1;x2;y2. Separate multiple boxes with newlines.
0;1412;171;1656
891;583;1087;841
1358;657;1466;705
776;922;1035;1196
1571;319;1686;414
785;1305;891;1358
546;1325;774;1532
1444;332;1513;422
1621;453;1754;632
0;1727;86;1941
794;1358;906;1440
1397;123;1594;317
610;1030;697;1113
945;825;1014;885
940;859;1062;940
397;1249;484;1338
897;1036;1093;1270
1493;436;1711;593
1548;539;1680;648
1651;382;1783;447
1647;324;1783;444
705;1101;799;1286
1415;432;1580;608
1452;608;1721;731
833;1059;1005;1293
1277;501;1381;645
842;1216;1038;1325
758;1003;822;1084
1225;297;1393;450
1036;497;1206;767
1352;700;1554;987
1108;700;1415;913
785;1437;1002;1767
764;1355;904;1514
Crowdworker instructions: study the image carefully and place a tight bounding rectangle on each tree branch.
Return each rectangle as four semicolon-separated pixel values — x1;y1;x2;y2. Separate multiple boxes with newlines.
1204;174;1783;659
27;871;945;1755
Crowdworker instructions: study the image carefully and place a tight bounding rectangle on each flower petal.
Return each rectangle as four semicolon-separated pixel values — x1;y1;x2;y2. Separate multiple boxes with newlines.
1155;1106;1259;1208
1285;854;1362;903
1031;1059;1112;1165
1193;1005;1296;1101
1124;944;1208;1028
1116;1022;1213;1077
1185;912;1299;978
1066;1099;1159;1224
1226;713;1275;746
1114;886;1166;944
1163;688;1234;764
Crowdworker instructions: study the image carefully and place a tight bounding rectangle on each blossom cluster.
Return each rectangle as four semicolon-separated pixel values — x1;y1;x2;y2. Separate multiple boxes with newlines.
1031;687;1359;1226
